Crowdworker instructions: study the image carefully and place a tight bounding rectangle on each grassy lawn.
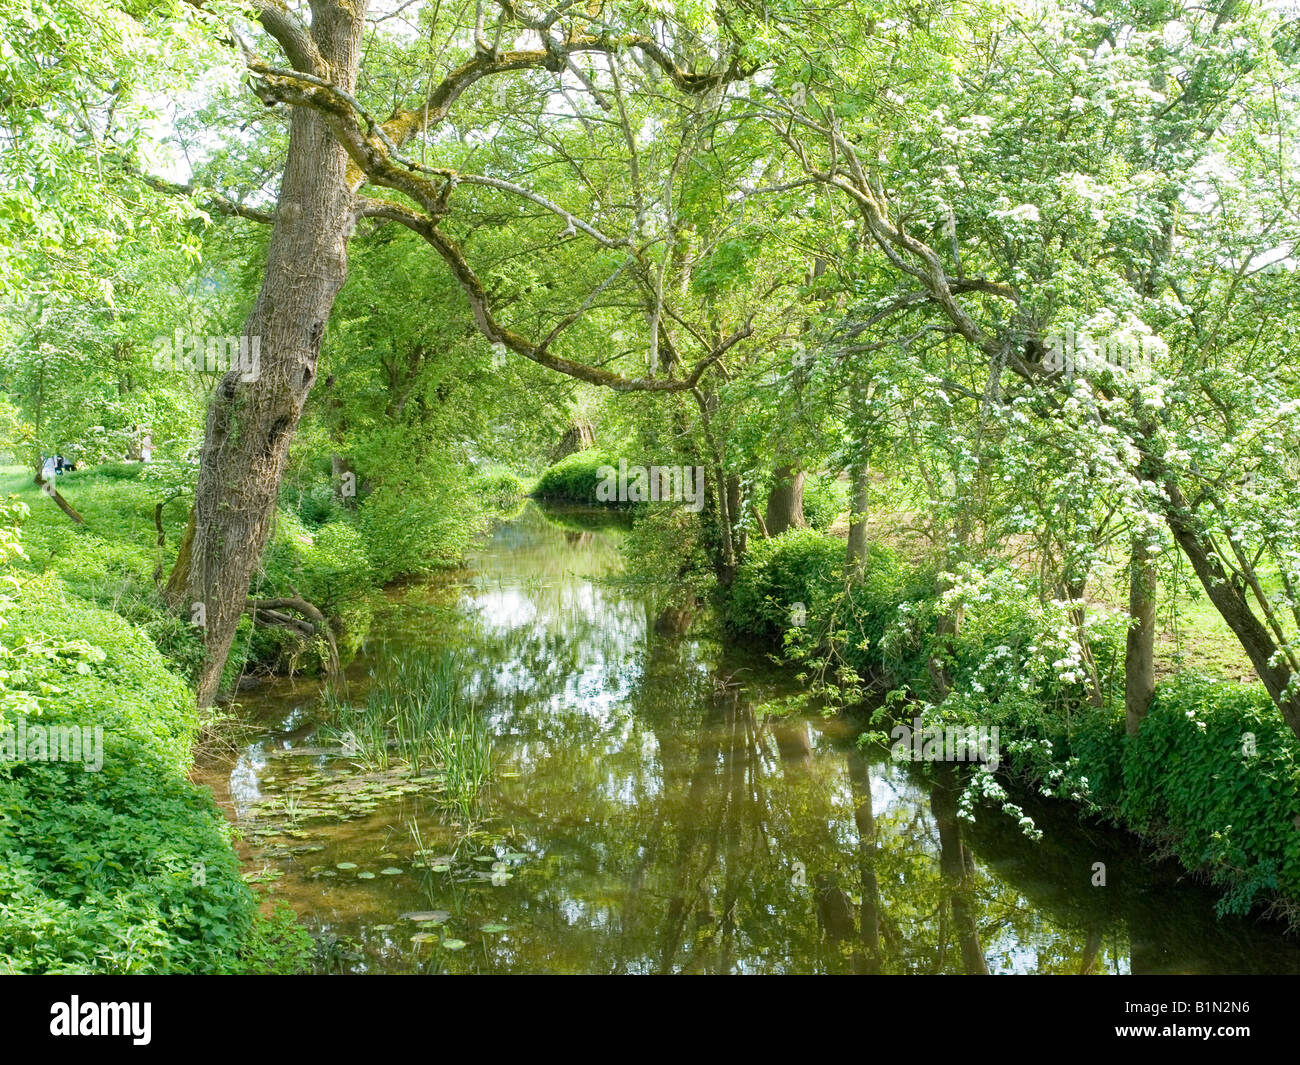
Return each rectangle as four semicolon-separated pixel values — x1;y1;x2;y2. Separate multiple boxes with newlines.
1155;586;1258;683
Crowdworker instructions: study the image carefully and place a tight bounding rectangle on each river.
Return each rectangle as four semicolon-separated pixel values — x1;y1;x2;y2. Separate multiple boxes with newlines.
194;502;1300;974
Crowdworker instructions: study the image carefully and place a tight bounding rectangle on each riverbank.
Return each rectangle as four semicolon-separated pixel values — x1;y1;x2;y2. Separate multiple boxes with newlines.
5;456;1296;973
194;502;1300;972
0;460;523;972
722;526;1300;928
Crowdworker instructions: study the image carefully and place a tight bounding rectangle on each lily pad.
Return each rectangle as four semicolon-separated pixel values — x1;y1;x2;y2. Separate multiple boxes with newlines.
357;871;376;879
400;910;449;924
442;938;467;950
336;862;358;870
379;867;403;876
480;923;508;934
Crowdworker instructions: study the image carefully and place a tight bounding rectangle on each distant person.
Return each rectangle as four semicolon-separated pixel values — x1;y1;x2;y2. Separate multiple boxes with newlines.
140;434;153;463
40;455;56;481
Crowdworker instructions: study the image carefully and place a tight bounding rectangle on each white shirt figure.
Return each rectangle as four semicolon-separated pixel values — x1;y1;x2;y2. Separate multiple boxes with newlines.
141;435;153;463
41;455;56;480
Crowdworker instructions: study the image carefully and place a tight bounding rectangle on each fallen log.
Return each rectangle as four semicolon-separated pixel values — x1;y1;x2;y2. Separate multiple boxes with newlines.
244;595;340;678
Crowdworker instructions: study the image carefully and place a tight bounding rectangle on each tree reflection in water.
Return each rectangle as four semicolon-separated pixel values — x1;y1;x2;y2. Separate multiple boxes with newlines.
214;503;1300;974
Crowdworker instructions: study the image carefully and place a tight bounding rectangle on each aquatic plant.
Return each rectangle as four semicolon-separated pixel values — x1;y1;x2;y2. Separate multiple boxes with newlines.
322;650;494;826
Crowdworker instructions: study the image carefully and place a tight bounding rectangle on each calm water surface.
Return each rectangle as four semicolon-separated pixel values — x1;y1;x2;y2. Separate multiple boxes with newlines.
196;503;1300;974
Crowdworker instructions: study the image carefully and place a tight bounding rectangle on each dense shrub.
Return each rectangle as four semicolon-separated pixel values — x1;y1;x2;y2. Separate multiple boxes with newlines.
533;449;618;504
290;481;345;527
1073;677;1300;916
471;467;530;508
727;528;846;637
359;471;486;584
262;513;369;613
0;576;264;973
623;503;713;607
838;545;935;684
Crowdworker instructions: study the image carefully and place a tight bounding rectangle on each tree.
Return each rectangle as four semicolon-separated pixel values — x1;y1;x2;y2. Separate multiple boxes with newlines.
766;0;1300;741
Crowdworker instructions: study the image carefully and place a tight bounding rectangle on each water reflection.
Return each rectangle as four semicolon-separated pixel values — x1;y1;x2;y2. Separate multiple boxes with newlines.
200;502;1300;974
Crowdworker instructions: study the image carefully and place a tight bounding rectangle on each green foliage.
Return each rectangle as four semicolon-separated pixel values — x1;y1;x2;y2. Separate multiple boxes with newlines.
533;450;618;505
729;529;931;708
255;511;373;669
727;528;845;638
0;575;261;973
691;236;761;297
3;0;1300;953
358;471;486;585
471;467;530;508
262;512;368;612
837;547;936;685
229;903;315;975
1085;677;1300;917
6;465;216;684
622;503;713;608
801;474;848;531
289;481;345;527
0;494;31;722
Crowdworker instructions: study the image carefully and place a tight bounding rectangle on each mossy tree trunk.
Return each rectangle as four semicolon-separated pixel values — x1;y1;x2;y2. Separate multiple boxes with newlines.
188;0;365;707
764;464;807;538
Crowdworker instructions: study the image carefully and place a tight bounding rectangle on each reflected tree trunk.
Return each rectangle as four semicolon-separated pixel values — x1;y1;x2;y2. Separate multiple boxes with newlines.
1079;925;1104;975
930;764;989;974
657;700;725;973
847;750;884;973
771;720;813;770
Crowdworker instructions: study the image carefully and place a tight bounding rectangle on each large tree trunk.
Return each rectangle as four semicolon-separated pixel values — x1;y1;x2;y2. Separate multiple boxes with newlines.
550;418;596;464
165;509;195;607
188;1;365;707
694;387;736;585
1125;536;1157;736
764;464;806;537
1158;469;1300;739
